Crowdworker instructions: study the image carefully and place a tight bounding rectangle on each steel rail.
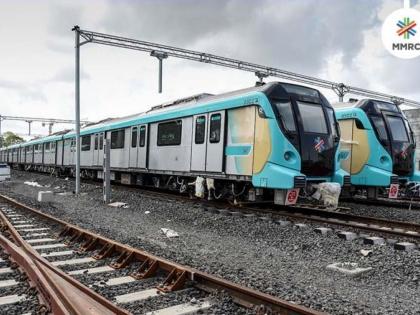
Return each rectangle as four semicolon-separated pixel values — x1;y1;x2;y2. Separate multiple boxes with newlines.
0;232;68;314
0;193;325;315
0;210;130;315
52;175;420;240
93;180;420;240
77;27;420;107
85;182;420;240
346;196;420;210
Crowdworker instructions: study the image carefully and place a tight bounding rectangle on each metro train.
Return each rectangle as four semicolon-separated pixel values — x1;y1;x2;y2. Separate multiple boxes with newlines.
0;82;349;205
334;98;420;199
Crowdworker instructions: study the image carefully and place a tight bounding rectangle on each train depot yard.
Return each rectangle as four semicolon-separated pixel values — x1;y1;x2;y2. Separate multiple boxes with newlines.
2;1;420;314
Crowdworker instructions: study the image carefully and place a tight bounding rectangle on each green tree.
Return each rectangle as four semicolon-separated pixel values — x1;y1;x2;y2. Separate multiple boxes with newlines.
0;131;25;147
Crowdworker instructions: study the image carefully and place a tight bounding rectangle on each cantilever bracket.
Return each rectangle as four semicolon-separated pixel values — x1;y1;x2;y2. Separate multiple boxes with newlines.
332;83;350;102
255;71;269;85
391;96;404;106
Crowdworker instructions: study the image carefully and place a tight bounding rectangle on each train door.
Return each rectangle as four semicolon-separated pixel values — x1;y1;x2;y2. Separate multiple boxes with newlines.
129;126;138;168
93;133;99;165
98;133;104;165
137;125;147;169
206;111;225;172
191;114;208;171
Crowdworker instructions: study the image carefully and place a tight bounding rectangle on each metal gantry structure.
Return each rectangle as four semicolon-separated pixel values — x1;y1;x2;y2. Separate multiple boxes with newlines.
72;25;420;193
0;115;90;147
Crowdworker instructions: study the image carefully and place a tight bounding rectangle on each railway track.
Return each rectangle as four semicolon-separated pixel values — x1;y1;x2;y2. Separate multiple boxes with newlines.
0;239;43;314
344;196;420;210
0;193;324;315
107;184;420;242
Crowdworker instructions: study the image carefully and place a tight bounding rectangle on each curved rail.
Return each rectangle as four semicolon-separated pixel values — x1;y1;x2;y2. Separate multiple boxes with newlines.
0;193;325;315
0;211;128;315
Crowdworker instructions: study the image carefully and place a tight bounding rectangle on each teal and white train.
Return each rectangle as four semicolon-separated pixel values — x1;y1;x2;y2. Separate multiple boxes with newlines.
0;82;349;204
334;98;420;199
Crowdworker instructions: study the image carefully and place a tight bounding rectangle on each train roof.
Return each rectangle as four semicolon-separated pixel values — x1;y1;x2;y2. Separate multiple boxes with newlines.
3;81;322;147
332;100;364;109
333;98;403;115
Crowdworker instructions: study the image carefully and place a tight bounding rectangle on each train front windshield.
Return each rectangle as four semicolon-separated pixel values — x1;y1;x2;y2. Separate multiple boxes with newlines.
270;83;339;177
368;100;415;176
385;116;410;143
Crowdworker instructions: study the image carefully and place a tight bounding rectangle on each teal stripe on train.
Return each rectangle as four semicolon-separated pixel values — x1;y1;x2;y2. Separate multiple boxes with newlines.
225;145;252;156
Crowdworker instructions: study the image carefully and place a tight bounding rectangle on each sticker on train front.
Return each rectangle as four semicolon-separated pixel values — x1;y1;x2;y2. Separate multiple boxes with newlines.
388;184;399;199
286;188;300;205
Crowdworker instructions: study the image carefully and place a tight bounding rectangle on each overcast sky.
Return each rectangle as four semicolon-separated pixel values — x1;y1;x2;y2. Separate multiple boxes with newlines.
1;0;419;138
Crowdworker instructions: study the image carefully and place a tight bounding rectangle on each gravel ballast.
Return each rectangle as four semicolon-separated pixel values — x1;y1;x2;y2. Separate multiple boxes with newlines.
1;170;420;314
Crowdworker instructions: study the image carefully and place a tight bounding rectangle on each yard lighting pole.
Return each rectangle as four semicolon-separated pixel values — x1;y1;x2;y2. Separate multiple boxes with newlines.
73;25;81;194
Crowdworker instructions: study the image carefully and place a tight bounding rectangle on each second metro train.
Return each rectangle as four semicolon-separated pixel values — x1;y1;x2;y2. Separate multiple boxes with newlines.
334;98;420;199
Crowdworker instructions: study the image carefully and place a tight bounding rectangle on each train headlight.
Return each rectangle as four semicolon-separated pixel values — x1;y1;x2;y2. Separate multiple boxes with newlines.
284;151;294;162
380;156;389;165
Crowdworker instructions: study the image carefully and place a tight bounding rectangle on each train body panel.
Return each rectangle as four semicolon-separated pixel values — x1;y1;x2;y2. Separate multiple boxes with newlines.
335;107;393;187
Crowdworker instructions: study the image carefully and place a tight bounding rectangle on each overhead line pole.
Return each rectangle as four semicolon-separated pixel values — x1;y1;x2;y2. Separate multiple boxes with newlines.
73;25;81;195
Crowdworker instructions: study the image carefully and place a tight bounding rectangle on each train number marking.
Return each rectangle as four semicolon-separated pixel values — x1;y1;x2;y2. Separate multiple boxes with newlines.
286;188;300;205
388;184;399;199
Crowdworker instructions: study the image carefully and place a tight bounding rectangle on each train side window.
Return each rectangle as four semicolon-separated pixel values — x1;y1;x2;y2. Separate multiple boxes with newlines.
273;101;296;132
81;135;91;151
45;142;50;151
94;134;99;150
371;116;388;141
131;127;138;148
297;102;328;134
99;133;104;150
111;130;125;149
157;121;182;146
195;116;206;144
209;114;221;143
139;126;146;147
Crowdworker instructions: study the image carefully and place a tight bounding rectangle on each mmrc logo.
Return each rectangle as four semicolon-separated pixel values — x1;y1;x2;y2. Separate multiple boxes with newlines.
382;6;420;59
397;17;417;39
314;137;325;153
